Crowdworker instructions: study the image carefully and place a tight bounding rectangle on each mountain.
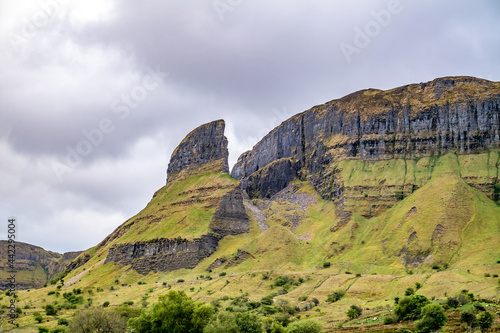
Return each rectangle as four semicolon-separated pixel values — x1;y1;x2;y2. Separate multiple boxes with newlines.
55;76;499;283
0;241;80;290
6;76;500;332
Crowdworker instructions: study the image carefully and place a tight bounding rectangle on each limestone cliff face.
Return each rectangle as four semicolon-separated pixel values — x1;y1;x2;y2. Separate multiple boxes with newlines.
232;76;500;210
167;119;229;183
209;188;249;236
105;234;220;275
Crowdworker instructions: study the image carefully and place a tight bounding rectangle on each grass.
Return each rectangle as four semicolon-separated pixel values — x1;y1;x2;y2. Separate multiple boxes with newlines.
4;148;500;331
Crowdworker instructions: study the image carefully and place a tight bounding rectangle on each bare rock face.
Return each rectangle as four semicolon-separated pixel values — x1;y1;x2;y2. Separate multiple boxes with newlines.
105;234;220;275
232;77;500;200
167;119;229;183
209;188;250;236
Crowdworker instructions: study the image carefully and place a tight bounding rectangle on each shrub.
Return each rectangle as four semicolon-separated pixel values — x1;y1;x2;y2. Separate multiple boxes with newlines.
274;275;294;287
219;272;227;277
261;295;274;306
262;272;270;280
323;262;331;268
484;273;491;277
128;290;213;333
45;304;57;316
102;301;110;307
394;294;429;321
493;274;498;278
68;308;127;333
38;328;49;333
48;291;56;296
383;316;394;325
203;311;262;333
326;290;345;303
347;305;362;319
414;303;447;333
446;297;460;308
285;319;322;333
58;318;70;326
298;295;308;302
405;287;415;296
33;312;43;323
177;279;185;283
473;302;486;311
50;327;66;333
311;297;319;306
431;264;440;270
415;282;422;290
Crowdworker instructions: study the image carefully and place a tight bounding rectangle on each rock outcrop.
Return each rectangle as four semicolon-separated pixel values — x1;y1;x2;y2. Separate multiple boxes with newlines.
209;188;250;236
167;119;229;183
231;76;500;215
105;234;220;275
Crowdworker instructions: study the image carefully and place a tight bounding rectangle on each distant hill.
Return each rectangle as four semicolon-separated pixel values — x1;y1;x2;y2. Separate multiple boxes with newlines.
0;241;80;290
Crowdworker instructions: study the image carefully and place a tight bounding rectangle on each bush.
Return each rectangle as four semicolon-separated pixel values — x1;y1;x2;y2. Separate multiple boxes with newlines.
446;297;460;308
298;295;308;302
69;308;127;333
431;264;440;270
414;303;447;333
311;297;319;306
347;305;362;319
58;318;70;326
50;327;66;333
405;287;415;296
261;295;274;306
103;301;110;307
484;273;491;277
33;312;43;323
38;328;49;333
383;314;400;325
274;275;294;287
284;319;322;333
177;279;185;283
323;262;331;268
128;290;213;333
45;304;57;316
204;311;262;333
326;290;345;303
394;294;429;321
473;302;486;311
219;272;227;277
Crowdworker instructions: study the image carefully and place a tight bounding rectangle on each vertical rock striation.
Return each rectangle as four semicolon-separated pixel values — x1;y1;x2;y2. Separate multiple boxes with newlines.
231;77;500;213
167;119;229;183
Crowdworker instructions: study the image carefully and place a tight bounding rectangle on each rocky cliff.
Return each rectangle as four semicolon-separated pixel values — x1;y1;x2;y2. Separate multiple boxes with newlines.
167;119;229;183
232;77;500;218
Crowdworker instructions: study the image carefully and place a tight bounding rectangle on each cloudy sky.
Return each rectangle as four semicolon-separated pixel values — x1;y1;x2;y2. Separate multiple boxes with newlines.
0;0;499;253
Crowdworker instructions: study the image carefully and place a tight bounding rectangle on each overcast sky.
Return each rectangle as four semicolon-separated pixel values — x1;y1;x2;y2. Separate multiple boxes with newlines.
0;0;499;253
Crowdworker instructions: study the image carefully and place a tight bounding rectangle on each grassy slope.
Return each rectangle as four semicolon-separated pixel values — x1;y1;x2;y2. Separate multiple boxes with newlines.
4;152;500;331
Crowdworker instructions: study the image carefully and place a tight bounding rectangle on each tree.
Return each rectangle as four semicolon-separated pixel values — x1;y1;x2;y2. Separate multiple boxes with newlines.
394;294;429;321
285;319;322;333
68;308;127;333
203;312;262;333
128;290;214;333
477;311;493;332
414;303;447;333
347;305;362;319
460;311;477;331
